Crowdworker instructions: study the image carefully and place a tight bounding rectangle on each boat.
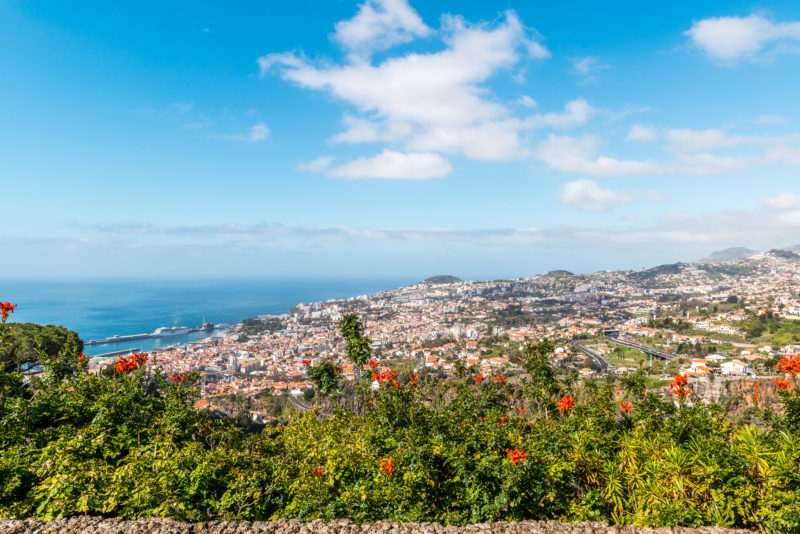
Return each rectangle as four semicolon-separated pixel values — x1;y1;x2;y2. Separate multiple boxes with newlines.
152;326;191;337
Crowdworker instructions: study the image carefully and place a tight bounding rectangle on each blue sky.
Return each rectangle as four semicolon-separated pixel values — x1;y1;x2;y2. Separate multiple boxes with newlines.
3;0;800;279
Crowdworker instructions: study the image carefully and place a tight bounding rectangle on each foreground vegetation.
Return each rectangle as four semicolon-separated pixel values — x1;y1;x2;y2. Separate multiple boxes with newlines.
1;304;800;531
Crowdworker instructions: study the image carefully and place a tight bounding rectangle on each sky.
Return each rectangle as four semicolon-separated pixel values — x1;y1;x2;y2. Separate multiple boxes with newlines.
2;0;800;280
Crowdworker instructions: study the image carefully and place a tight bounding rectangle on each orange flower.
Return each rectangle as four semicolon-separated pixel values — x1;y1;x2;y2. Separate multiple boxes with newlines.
557;394;576;416
495;375;506;383
379;457;394;477
302;358;312;366
473;373;484;383
410;373;419;387
336;365;344;373
505;446;528;466
373;369;398;386
753;383;760;403
517;406;526;416
620;401;633;413
368;358;379;368
312;467;326;477
478;415;487;422
0;302;17;321
774;378;792;391
670;374;691;398
78;353;87;365
775;354;800;377
170;373;188;384
496;416;509;423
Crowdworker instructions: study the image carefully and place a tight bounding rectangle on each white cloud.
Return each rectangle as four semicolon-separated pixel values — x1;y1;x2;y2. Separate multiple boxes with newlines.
298;156;335;172
666;128;800;152
626;124;658;142
758;114;788;125
524;98;594;129
685;14;800;62
763;192;800;210
536;134;661;175
559;179;632;212
536;134;755;176
572;56;609;81
216;122;270;143
247;122;270;142
332;0;431;61
260;8;551;161
325;149;452;179
516;94;537;108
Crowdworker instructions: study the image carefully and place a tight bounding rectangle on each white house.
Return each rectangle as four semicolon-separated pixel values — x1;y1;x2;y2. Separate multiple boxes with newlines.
720;360;754;377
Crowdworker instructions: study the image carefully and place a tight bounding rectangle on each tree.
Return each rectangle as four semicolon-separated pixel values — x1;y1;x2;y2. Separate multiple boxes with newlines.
339;314;371;379
307;361;339;396
0;323;83;374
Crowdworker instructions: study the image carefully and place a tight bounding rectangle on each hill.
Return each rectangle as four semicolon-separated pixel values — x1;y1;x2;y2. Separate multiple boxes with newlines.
697;247;756;263
421;275;462;284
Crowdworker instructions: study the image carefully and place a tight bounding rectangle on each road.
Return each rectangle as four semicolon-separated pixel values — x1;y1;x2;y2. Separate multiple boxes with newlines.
605;335;675;360
569;340;615;374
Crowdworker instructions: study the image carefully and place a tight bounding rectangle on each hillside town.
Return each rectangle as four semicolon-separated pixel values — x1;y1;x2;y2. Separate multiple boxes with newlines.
89;250;800;413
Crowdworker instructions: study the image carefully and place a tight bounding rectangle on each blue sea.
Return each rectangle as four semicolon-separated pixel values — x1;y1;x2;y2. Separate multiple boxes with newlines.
0;278;413;356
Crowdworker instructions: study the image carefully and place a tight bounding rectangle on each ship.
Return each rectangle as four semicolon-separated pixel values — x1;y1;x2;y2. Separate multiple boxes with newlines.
152;326;191;337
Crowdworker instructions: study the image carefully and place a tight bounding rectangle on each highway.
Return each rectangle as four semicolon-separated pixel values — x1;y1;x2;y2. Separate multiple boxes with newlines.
569;340;615;374
605;334;674;360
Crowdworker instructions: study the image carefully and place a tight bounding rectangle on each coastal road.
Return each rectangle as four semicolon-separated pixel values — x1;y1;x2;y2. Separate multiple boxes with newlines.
569;340;615;374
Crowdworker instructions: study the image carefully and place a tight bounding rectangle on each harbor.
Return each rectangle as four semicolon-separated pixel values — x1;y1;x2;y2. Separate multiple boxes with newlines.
85;322;216;346
83;323;233;358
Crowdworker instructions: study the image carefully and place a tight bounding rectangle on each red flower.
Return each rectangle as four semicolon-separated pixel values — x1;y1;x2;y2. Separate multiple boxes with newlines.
495;375;506;383
473;373;484;383
496;416;509;423
774;378;792;391
170;373;187;384
114;351;149;374
478;415;487;422
775;354;800;377
302;358;312;366
336;365;345;373
556;394;576;416
368;358;379;368
505;447;528;466
78;353;87;365
379;457;394;477
753;383;760;403
0;302;17;321
410;373;419;388
517;406;526;416
373;369;398;386
670;374;691;398
312;467;326;477
620;401;633;413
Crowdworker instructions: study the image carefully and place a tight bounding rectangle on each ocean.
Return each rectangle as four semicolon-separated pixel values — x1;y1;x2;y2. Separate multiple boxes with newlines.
0;278;414;356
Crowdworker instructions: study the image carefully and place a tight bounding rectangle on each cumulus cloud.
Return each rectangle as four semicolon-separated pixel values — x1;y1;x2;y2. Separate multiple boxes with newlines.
559;179;632;212
685;14;800;62
260;6;553;163
626;124;658;142
763;192;800;210
536;134;662;175
325;149;452;179
332;0;431;61
524;98;595;129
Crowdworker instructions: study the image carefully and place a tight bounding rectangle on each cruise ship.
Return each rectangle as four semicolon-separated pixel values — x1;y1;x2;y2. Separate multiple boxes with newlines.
152;326;191;337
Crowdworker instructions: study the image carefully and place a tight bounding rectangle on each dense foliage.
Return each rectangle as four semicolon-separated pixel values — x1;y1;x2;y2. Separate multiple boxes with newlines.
1;308;800;531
